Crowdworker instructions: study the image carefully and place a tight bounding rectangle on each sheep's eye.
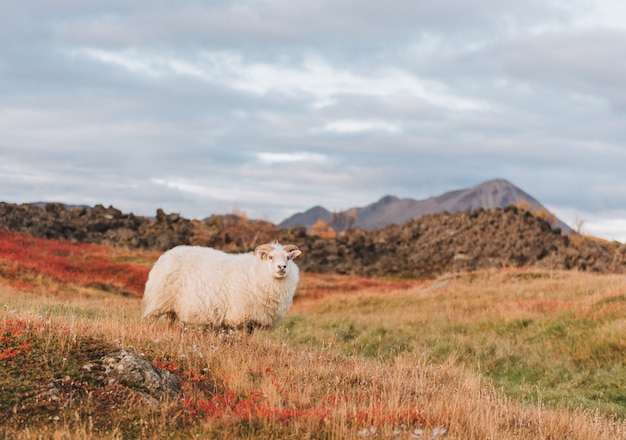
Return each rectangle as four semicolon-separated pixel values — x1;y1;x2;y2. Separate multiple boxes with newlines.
268;255;273;260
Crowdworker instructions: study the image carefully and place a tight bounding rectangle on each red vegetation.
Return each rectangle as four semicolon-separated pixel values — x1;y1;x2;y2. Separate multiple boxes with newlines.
0;229;422;304
0;320;34;361
179;382;423;428
0;230;153;296
155;358;425;429
0;322;33;361
295;273;422;303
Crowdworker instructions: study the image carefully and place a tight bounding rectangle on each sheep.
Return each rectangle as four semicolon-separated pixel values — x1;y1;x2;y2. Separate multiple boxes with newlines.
142;241;302;332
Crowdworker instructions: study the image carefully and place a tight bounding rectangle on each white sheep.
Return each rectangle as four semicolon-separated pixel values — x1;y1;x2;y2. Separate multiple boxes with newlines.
142;241;302;331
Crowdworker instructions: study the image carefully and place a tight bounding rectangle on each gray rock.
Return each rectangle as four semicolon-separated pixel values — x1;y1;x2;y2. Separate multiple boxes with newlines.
104;350;181;402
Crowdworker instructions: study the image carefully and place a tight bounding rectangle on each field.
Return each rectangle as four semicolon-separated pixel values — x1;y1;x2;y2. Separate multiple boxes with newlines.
2;230;626;439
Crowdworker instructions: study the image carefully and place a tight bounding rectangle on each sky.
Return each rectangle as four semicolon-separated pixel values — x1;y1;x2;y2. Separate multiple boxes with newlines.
1;1;626;242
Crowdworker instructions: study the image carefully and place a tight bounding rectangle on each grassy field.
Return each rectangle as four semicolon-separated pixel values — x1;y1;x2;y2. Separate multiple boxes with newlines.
1;231;626;439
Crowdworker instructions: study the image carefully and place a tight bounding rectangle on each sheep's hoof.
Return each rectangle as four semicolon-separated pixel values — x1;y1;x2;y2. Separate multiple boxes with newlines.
242;321;270;334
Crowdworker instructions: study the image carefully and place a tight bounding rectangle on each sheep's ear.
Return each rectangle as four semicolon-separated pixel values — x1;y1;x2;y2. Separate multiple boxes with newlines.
254;244;273;260
289;249;302;260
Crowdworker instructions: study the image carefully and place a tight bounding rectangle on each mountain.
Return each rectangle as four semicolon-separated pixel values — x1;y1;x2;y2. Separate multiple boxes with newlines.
280;179;572;233
279;206;333;230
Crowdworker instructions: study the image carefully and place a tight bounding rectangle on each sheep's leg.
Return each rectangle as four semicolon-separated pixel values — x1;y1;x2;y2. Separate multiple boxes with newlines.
244;321;267;334
145;312;176;329
165;311;177;328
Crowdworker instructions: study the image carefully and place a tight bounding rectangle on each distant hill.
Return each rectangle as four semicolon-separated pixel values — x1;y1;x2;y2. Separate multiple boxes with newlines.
280;179;572;233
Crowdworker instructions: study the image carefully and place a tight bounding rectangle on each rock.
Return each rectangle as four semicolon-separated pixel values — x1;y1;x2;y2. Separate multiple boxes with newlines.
104;350;181;402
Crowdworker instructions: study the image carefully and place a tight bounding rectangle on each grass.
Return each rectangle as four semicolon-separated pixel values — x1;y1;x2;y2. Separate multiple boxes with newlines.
280;270;626;420
1;231;626;438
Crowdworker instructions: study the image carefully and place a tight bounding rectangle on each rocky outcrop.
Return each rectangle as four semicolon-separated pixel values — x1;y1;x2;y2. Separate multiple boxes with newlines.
304;207;626;277
0;203;198;250
0;202;624;278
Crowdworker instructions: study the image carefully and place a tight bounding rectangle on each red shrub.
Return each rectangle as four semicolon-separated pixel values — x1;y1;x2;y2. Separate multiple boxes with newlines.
0;320;34;361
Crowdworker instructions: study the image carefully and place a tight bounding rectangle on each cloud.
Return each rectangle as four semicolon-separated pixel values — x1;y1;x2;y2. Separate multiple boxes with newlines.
1;0;626;240
584;217;626;243
318;119;402;134
573;0;626;30
74;48;485;111
76;48;166;78
256;152;327;164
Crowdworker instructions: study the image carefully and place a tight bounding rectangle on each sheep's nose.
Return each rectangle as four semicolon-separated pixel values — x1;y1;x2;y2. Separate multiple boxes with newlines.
277;264;286;270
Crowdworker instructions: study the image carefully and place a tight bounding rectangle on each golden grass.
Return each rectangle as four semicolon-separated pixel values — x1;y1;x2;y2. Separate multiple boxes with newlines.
2;269;626;438
281;269;626;418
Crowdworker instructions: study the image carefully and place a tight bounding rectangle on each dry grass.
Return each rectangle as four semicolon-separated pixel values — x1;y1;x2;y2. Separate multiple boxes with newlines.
280;270;626;419
1;232;626;438
1;273;625;438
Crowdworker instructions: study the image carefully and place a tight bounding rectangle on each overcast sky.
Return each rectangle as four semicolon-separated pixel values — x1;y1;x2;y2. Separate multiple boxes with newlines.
1;1;626;242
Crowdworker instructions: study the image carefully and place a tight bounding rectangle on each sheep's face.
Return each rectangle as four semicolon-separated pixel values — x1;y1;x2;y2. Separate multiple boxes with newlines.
254;243;302;279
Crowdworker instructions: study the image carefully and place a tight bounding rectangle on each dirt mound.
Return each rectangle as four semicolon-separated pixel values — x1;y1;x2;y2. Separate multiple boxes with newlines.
0;202;624;278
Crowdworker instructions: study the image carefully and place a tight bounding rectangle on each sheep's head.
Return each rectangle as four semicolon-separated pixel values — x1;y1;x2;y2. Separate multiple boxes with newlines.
254;242;302;279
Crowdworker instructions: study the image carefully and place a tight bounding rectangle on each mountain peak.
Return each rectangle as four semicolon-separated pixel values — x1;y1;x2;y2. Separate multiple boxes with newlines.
378;195;400;204
279;179;571;234
279;205;331;229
